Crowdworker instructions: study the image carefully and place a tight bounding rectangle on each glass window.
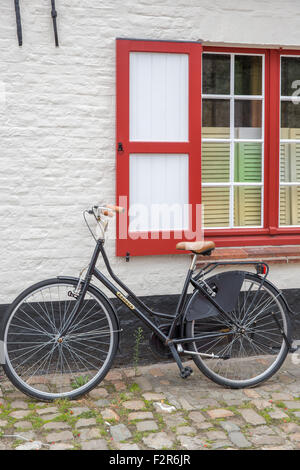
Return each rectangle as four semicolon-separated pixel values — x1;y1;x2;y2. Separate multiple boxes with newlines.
202;54;230;95
280;56;300;226
202;53;264;228
234;55;262;95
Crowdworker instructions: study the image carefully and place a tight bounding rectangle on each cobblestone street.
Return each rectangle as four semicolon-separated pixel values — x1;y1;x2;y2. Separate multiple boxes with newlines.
1;355;300;450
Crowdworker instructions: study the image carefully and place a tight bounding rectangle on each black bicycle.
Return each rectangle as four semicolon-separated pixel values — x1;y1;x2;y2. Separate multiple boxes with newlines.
1;205;292;401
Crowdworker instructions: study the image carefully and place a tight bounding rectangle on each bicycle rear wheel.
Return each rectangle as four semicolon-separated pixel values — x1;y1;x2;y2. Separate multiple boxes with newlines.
185;272;291;388
2;278;119;401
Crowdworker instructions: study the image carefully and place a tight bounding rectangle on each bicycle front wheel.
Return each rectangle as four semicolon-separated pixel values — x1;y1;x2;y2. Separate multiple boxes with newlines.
185;272;291;388
2;278;119;401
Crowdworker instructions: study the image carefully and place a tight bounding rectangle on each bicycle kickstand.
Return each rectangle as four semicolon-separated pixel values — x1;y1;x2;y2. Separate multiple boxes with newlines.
169;344;193;379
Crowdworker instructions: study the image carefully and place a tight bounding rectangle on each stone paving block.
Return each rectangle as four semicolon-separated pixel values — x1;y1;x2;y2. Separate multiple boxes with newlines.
251;399;272;410
269;410;289;420
114;381;126;391
79;428;101;441
177;397;195;411
207;409;234;419
175;426;195;435
0;420;8;428
149;368;164;377
123;400;145;410
127;411;153;421
243;389;261;399
40;413;60;421
250;435;285;446
95;399;110;407
10;410;30;419
106;371;123;381
289;433;300;442
189;411;206;424
142;393;165;401
177;435;203;450
229;431;252;448
16;441;43;451
50;443;74;450
36;407;58;416
10;400;28;410
88;388;108;399
206;430;227;440
136;420;158;432
69;407;90;417
220;421;240;433
135;377;153;392
101;409;120;421
271;392;293;401
212;441;232;449
46;431;74;443
239;409;266;425
15;420;33;430
118;443;140;450
281;423;300;434
248;425;276;436
283;401;300;410
81;439;108;450
110;423;132;442
44;422;71;431
143;432;173;449
75;418;97;428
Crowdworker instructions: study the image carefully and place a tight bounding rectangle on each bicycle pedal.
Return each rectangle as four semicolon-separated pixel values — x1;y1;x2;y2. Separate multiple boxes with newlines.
180;366;193;379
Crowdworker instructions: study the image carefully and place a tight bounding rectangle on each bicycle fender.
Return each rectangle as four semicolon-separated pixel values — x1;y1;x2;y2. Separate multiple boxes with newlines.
184;271;245;322
56;276;121;334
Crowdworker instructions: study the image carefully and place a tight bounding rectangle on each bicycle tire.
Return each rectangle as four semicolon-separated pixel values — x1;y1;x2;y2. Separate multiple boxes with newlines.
1;278;119;401
185;272;291;389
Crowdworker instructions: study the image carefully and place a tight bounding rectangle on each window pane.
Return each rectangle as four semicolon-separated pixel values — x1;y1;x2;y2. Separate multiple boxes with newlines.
202;99;230;138
234;143;262;182
234;100;262;139
280;143;300;182
234;186;261;226
281;101;300;139
281;57;300;97
202;187;230;227
129;154;189;231
203;54;230;95
202;143;230;183
280;185;300;225
234;56;262;95
130;52;188;142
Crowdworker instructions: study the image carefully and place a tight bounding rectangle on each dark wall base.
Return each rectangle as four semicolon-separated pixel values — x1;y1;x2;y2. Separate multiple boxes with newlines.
1;289;300;368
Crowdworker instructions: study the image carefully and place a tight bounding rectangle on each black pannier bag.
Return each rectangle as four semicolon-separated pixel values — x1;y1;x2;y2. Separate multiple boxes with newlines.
186;271;245;321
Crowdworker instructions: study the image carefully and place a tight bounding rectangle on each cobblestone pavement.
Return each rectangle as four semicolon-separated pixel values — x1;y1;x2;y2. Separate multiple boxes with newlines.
1;355;300;450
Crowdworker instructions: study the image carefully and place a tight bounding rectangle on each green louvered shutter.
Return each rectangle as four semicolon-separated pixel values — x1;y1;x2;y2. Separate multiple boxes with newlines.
234;142;262;226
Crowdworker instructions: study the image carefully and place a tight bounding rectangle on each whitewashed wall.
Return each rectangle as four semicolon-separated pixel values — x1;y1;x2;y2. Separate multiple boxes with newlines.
2;0;300;304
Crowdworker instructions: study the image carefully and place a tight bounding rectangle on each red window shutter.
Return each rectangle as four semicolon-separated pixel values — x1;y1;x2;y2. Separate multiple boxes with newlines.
116;39;202;256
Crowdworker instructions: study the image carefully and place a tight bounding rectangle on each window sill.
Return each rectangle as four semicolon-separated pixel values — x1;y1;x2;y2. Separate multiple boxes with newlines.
196;245;300;266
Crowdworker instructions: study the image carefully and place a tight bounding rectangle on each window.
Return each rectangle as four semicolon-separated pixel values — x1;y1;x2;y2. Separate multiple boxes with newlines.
280;56;300;226
116;41;300;256
202;53;264;229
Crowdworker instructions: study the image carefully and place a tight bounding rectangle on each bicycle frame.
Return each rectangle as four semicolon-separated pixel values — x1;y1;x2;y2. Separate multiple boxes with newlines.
60;239;270;350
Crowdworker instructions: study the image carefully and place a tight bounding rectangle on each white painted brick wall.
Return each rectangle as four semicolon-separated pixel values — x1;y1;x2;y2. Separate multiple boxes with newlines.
2;0;300;304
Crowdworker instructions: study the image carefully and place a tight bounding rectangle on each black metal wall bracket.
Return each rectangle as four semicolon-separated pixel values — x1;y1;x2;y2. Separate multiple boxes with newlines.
14;0;22;47
51;0;59;47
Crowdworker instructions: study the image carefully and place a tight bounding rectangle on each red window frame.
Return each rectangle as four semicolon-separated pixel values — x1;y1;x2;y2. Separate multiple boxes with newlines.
116;39;202;256
116;42;300;256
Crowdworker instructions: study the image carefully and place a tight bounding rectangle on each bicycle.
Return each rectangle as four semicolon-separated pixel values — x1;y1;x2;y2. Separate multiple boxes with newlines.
0;205;292;401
